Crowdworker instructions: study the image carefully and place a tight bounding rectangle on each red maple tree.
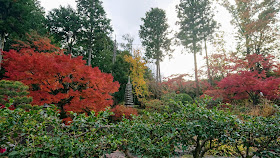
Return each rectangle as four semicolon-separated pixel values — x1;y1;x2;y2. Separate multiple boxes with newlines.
2;35;119;117
218;70;280;105
204;52;280;104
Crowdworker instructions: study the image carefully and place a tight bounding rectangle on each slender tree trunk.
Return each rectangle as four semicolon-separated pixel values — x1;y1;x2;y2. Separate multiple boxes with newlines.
87;29;93;66
193;42;200;97
87;49;92;66
67;42;73;55
88;3;94;67
158;61;161;83
156;59;159;82
112;37;117;64
0;35;5;70
245;35;250;55
204;39;212;86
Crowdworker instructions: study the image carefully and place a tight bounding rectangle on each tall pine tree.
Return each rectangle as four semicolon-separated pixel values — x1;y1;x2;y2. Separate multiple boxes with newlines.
76;0;113;69
139;8;172;82
176;0;215;97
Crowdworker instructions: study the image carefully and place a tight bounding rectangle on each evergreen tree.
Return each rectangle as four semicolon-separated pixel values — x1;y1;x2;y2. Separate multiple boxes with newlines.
176;0;215;97
139;8;172;82
0;0;45;69
47;5;81;55
76;0;113;67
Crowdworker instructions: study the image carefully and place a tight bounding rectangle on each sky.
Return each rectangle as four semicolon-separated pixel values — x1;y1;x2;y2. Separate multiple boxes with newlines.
40;0;236;79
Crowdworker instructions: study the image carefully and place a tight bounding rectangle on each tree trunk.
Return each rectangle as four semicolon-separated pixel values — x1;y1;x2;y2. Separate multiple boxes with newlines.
245;35;250;55
156;59;159;82
193;137;201;158
87;49;92;66
158;61;161;83
112;37;117;65
88;12;94;67
204;39;212;86
0;35;5;70
193;42;200;97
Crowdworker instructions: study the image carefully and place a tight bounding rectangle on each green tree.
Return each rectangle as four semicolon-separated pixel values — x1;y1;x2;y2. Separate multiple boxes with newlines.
90;35;114;73
139;8;172;83
47;5;81;55
176;0;214;97
0;80;32;107
76;0;113;67
0;0;45;69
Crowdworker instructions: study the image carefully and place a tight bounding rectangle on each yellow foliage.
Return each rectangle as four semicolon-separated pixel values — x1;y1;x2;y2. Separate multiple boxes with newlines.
124;50;149;101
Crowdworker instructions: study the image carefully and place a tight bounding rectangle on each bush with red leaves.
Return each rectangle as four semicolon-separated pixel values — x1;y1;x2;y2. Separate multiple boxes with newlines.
110;105;138;121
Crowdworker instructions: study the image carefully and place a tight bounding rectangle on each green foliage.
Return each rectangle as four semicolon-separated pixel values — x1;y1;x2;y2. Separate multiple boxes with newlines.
116;100;279;158
174;93;193;103
197;95;222;108
160;92;193;112
47;0;114;73
0;106;120;157
143;99;166;113
0;0;46;39
114;112;178;157
76;0;113;68
112;51;131;103
228;114;280;158
0;0;46;70
176;0;216;51
1;98;279;158
173;102;238;158
47;5;80;55
143;93;193;114
0;80;32;107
